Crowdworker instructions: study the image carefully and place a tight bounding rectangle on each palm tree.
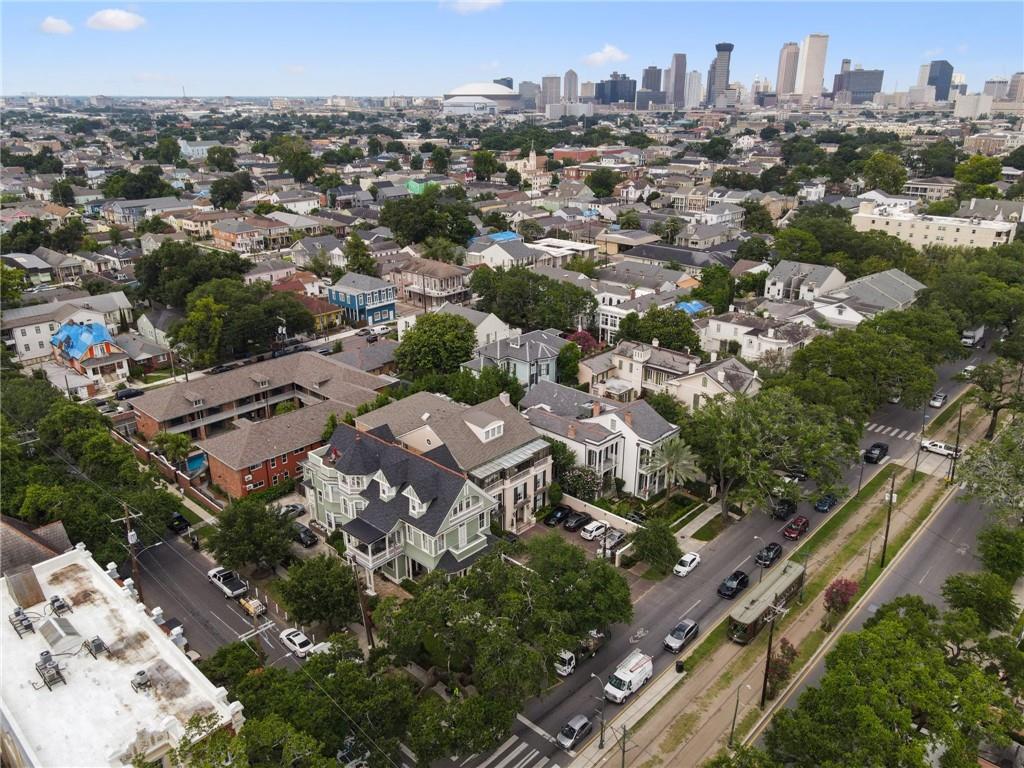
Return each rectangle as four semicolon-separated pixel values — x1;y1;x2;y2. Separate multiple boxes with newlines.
645;437;699;498
153;431;192;472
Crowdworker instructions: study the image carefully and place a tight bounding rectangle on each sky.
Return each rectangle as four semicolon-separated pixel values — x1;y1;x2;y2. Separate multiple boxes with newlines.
2;1;1022;98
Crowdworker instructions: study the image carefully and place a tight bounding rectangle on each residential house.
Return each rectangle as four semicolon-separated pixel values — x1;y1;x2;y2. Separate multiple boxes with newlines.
465;238;555;270
137;305;184;348
32;246;83;284
178;138;222;160
660;355;763;410
293;293;344;334
113;331;173;373
764;260;847;301
463;329;568;390
331;337;399;375
212;219;263;253
130;352;390;440
271;190;322;215
695;310;823;362
139;231;188;255
103;197;191;227
304;422;498;591
1;252;53;285
695;202;744;226
851;201;1016;249
596;292;681;344
397;302;520;348
244;258;296;286
901;177;958;203
580;340;702;402
327;272;397;326
356;391;553;533
290;234;347;270
620;243;736;278
954;197;1024;224
595;229;662;256
398;257;470;309
166;209;246;238
520;381;679;499
50;321;131;387
271;270;325;298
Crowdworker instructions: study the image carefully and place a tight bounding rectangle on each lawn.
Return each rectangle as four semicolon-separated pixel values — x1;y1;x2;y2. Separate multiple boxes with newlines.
670;503;707;533
692;514;728;541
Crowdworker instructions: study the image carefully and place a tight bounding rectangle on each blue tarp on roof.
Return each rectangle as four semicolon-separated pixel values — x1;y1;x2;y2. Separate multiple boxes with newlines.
676;299;712;316
481;230;520;243
51;322;112;360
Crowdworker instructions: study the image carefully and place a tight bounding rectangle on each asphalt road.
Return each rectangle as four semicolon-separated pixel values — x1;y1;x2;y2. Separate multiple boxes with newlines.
453;350;990;768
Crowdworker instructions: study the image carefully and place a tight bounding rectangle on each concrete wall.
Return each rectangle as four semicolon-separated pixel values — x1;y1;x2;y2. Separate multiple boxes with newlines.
560;494;640;534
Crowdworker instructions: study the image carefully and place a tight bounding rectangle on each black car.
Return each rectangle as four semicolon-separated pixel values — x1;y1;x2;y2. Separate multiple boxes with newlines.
624;510;647;525
864;442;889;464
167;513;190;534
544;506;572;527
208;364;234;375
717;570;750;599
562;511;592;532
814;493;839;513
755;542;783;567
114;387;144;401
769;497;798;520
292;522;318;548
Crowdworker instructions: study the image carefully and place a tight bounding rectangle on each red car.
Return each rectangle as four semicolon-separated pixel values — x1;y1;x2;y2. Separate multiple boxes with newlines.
783;515;809;540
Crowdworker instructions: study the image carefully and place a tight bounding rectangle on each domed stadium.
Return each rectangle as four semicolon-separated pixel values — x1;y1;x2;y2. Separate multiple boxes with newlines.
443;81;521;112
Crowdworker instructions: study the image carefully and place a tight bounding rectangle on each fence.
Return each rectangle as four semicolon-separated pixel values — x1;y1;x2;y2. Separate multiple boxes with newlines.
111;429;226;513
560;494;639;568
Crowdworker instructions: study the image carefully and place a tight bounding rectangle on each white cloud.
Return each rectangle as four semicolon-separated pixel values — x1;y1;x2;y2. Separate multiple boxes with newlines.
583;44;629;68
40;16;73;34
441;0;503;14
86;9;146;31
284;64;306;76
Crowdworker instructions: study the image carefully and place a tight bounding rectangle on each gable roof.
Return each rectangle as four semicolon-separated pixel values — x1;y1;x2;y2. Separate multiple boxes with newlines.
0;517;72;576
50;321;115;359
475;329;568;363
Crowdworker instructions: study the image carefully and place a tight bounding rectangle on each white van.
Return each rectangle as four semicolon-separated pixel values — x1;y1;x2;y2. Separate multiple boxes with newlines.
604;650;653;703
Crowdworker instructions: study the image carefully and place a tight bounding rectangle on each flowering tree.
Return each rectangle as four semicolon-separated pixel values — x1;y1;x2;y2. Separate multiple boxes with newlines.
560;466;602;501
823;578;859;630
766;637;798;699
567;330;599;355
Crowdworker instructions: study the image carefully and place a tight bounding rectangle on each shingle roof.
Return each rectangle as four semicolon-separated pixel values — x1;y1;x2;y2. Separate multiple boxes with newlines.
336;272;390;292
475;329;567;364
0;517;72;576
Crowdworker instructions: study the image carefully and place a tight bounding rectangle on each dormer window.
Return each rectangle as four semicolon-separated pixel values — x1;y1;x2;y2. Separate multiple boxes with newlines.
409;498;427;517
192;398;204;408
380;482;397;502
483;423;504;441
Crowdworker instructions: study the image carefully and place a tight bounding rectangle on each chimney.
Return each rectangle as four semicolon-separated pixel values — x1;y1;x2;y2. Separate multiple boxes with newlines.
624;411;633;427
651;337;659;348
498;391;511;407
710;351;718;363
568;423;577;439
728;304;735;313
717;370;726;383
688;361;697;375
591;401;601;417
767;327;775;338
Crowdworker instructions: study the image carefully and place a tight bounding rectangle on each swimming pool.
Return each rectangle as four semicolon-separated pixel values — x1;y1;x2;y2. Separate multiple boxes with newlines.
186;453;206;474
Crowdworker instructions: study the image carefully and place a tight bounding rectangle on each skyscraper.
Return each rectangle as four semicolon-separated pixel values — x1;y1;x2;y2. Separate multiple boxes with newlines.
927;60;953;101
984;79;1009;100
832;59;851;94
707;43;733;105
580;81;596;100
776;42;800;97
665;53;687;107
917;64;931;87
685;70;703;108
595;72;636;105
564;69;579;103
834;68;885;104
539;75;561;110
642;66;662;92
518;81;540;110
1008;72;1024;102
794;33;828;98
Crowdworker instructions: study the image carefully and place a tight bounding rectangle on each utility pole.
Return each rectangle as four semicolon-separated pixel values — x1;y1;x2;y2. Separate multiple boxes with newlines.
618;725;629;768
348;558;376;649
912;405;928;481
759;598;783;708
880;471;896;568
111;503;143;601
948;401;964;484
864;537;875;581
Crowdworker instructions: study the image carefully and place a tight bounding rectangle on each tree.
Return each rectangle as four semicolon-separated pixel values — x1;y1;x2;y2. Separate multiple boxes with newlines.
740;201;776;234
472;150;499;181
278;555;360;631
544;438;576;480
645;437;699;500
210;172;253;209
1;264;27;308
861;151;908;194
421;236;462;264
645;391;684;425
760;126;781;142
959;419;1024;526
430;147;450;174
736;237;771;263
585;167;623;198
773;227;822;263
566;329;599;355
274;401;298;415
614;306;700;353
395;312;476;379
687;389;856;520
152;431;191;471
205;145;238;172
198;641;266;690
955;155;1002;185
705;746;780;768
701;136;733;161
136;241;248;307
504;168;521;187
691;264;735;314
977;525;1024;583
822;578;859;630
470;266;596;332
967;359;1023;439
862;307;963;367
765;637;798;699
344;233;377;276
163;713;334;768
208;496;293;573
50;180;75;206
941;571;1019;632
617;209;641;230
517;219;544;242
629;518;681;573
410;154;424;171
322;413;340;442
379;186;477;245
560;465;602;500
103;166;176;199
555;342;581;385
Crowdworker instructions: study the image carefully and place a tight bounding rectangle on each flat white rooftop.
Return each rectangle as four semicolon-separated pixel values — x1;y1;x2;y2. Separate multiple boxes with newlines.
1;545;242;767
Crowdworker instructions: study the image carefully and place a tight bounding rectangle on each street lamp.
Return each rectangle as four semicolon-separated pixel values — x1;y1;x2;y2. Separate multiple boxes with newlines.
590;673;606;749
753;535;765;584
856;454;866;495
729;683;752;747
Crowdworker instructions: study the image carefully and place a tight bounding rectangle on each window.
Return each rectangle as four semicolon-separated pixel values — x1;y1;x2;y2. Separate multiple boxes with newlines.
22;344;29;352
249;463;260;472
270;457;277;469
272;475;279;486
20;329;26;337
38;341;45;349
34;326;40;334
280;453;288;464
282;471;289;480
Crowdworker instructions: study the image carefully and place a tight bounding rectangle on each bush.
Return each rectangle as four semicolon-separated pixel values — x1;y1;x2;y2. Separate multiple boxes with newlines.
327;530;346;554
548;481;563;506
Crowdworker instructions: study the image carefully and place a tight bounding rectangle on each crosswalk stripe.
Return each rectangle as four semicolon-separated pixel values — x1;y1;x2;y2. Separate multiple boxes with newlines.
474;738;519;768
492;743;529;768
535;759;550;768
461;756;479;766
906;431;916;440
511;750;539;768
880;426;894;435
896;430;908;439
867;423;880;432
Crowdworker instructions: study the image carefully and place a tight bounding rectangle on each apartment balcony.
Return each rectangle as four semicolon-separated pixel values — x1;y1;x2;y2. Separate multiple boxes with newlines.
347;542;402;570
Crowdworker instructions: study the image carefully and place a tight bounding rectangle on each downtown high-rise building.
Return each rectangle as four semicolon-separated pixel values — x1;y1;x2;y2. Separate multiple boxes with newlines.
580;81;596;100
927;60;954;101
665;53;687;107
706;42;733;105
539;75;561;110
1008;72;1024;102
685;70;703;108
776;42;800;97
518;80;540;109
917;64;931;87
794;33;829;98
564;69;579;102
983;78;1009;100
595;72;636;105
642;66;662;92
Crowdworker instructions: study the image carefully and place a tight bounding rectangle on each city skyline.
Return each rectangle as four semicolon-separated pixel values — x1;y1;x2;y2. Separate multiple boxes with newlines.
2;2;1022;97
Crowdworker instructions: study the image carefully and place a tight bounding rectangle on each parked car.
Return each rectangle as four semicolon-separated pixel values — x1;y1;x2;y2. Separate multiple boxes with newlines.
929;392;948;408
544;506;572;527
114;387;144;401
278;503;305;520
370;324;392;336
207;567;248;599
563;511;592;532
663;619;699;653
814;493;839;513
783;515;810;541
356;328;372;336
556;715;593;751
597;528;626;554
864;442;889;464
279;628;313;658
783;467;809;482
755;542;783;567
580;520;608;541
624;510;647;525
673;552;701;577
167;513;190;534
769;497;797;520
292;522;318;548
920;439;962;458
717;570;750;599
961;365;977;379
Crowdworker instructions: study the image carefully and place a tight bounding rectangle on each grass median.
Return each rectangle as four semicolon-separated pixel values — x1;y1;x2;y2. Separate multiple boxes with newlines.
924;388;973;436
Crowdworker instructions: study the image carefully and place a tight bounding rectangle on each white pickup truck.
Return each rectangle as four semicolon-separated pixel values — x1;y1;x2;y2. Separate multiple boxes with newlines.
920;439;962;459
207;567;249;599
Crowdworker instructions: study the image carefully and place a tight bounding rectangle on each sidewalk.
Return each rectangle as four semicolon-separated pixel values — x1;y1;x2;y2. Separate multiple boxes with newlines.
675;502;721;552
159;480;218;526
